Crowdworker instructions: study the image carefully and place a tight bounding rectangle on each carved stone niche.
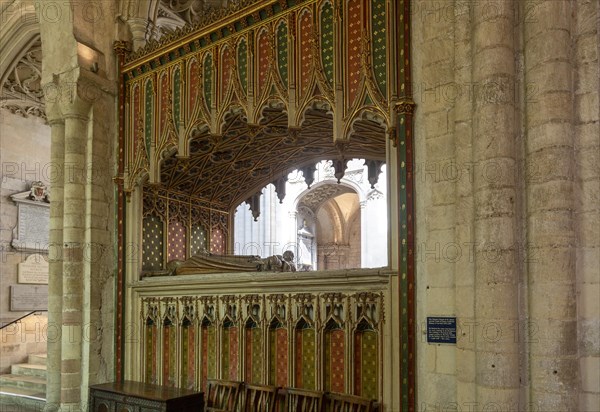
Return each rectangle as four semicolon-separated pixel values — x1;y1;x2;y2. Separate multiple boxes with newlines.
10;182;50;253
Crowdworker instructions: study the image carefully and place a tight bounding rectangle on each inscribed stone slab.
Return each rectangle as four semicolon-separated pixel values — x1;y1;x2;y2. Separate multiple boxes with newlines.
18;254;49;284
10;285;48;311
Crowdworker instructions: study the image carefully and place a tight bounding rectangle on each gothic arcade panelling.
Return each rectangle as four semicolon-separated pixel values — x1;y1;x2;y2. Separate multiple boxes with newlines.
181;320;196;390
245;325;263;384
188;58;200;119
144;318;158;384
167;219;187;261
354;328;378;400
142;216;164;271
162;320;177;387
173;67;182;125
324;328;345;393
237;37;249;94
142;190;228;270
203;53;213;110
370;0;387;97
345;0;362;109
257;29;270;97
220;45;233;106
320;1;334;87
138;292;383;399
294;326;316;390
276;20;289;88
222;323;239;381
298;8;313;99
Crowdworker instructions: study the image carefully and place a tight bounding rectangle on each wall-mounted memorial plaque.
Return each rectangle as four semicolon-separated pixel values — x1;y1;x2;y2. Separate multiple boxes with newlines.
10;285;48;311
427;316;457;344
18;254;49;284
10;182;50;253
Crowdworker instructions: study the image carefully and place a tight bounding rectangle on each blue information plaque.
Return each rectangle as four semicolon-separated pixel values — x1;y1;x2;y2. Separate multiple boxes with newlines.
427;316;457;344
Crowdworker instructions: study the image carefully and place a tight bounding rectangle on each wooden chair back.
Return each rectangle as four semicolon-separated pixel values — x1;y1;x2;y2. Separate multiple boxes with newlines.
206;379;242;412
282;387;324;412
324;392;373;412
242;383;279;412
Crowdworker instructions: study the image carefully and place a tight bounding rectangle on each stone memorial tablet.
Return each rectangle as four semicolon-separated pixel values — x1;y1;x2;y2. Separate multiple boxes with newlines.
11;187;50;253
18;254;49;284
10;285;48;311
427;316;457;344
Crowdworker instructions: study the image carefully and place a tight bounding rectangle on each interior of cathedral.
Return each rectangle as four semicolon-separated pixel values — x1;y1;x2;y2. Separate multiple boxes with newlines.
0;1;598;411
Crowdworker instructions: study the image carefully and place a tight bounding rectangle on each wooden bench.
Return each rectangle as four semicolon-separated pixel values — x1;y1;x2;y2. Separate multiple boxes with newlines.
280;387;324;412
242;383;279;412
324;392;376;412
203;380;377;412
206;379;243;412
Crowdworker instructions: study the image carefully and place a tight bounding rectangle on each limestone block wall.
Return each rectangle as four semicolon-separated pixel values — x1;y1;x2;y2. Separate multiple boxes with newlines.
0;108;50;324
413;0;599;410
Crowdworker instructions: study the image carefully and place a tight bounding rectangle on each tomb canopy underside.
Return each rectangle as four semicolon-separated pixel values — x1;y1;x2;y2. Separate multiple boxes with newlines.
121;0;409;212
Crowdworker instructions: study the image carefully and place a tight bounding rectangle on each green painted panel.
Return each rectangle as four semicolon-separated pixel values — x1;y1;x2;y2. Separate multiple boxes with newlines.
203;53;213;109
361;330;378;399
237;39;248;94
144;80;153;157
173;68;181;124
371;0;387;95
277;21;288;87
301;328;316;390
320;1;334;86
142;216;163;271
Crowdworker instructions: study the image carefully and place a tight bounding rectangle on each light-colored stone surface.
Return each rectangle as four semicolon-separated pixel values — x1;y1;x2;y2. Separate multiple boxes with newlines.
413;0;599;409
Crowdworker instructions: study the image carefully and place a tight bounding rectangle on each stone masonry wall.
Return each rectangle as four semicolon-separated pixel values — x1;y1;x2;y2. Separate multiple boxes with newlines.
413;0;599;410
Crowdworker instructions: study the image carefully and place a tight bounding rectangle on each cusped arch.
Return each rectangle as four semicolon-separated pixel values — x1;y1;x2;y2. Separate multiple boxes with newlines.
343;105;390;141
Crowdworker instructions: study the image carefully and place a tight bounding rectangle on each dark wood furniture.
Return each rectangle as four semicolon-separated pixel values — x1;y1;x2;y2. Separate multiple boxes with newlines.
242;383;279;412
89;381;204;412
281;387;324;412
324;392;374;412
206;379;243;412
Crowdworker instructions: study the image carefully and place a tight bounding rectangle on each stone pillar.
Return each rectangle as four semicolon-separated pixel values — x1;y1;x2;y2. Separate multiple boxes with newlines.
46;114;65;411
60;101;90;407
453;0;476;407
359;199;367;267
127;17;154;51
472;0;520;405
574;0;600;409
524;1;578;409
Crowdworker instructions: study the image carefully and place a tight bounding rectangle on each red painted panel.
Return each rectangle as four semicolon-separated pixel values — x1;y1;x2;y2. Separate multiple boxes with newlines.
330;329;345;393
295;329;303;387
245;328;253;382
276;328;288;387
168;220;187;261
298;9;313;98
354;332;362;395
229;327;239;380
221;46;232;104
201;326;208;391
189;59;200;117
257;30;270;97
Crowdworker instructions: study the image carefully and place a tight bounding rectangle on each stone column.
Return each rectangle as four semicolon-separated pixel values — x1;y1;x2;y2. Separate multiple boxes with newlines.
574;0;600;409
453;0;476;407
127;17;154;51
472;0;520;405
60;101;90;407
359;199;367;267
45;114;65;411
523;1;578;409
